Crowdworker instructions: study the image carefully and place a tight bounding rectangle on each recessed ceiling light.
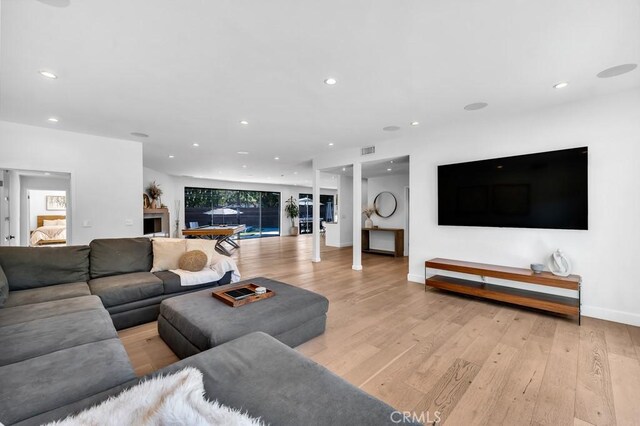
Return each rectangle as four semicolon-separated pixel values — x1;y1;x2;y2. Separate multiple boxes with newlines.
390;160;394;163
497;165;503;169
293;171;298;175
410;121;420;126
342;167;346;171
237;151;249;155
597;63;637;78
464;102;488;111
130;132;149;138
324;78;337;85
168;155;175;159
553;81;569;89
47;117;59;123
192;143;199;147
239;120;249;125
274;157;280;160
383;126;401;132
328;142;334;146
387;168;392;172
242;165;247;168
38;70;57;79
44;172;51;176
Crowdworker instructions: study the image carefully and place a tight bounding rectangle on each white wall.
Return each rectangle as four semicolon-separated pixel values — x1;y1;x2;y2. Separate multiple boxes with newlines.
0;121;143;244
143;168;336;237
314;89;640;326
367;173;409;254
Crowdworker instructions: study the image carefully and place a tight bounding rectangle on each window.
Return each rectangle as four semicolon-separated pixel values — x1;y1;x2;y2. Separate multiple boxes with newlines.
184;187;280;238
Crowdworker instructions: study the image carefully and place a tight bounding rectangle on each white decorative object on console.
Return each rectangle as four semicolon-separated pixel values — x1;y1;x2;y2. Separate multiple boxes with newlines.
548;249;572;277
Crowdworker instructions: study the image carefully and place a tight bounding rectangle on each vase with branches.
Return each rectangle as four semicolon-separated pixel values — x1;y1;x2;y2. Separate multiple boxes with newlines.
146;181;163;209
363;206;375;229
284;196;300;236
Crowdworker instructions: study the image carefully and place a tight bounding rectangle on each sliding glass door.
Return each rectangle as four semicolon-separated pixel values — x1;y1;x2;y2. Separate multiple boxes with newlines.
298;193;335;234
184;187;280;238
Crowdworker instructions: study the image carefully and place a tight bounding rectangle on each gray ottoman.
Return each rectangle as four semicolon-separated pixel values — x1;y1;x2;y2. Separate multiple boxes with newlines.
158;277;329;359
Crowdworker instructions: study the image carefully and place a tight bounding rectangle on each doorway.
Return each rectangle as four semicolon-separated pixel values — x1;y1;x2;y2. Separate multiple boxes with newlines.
0;168;71;246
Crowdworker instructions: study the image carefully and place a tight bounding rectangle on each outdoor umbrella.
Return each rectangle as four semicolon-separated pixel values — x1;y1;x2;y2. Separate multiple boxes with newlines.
203;207;243;225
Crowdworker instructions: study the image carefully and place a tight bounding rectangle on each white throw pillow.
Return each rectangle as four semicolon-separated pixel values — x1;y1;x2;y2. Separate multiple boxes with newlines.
185;239;218;266
43;219;57;226
56;219;66;226
151;238;187;272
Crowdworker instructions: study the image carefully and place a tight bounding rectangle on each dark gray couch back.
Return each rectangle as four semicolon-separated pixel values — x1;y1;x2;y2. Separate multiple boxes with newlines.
0;246;91;290
90;238;152;279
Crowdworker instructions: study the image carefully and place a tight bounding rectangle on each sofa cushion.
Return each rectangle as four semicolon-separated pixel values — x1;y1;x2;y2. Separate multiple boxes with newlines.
0;339;136;425
89;272;163;307
0;264;8;308
0;295;104;327
0;246;90;290
3;282;90;308
149;332;401;426
0;308;116;366
151;238;187;272
90;238;153;279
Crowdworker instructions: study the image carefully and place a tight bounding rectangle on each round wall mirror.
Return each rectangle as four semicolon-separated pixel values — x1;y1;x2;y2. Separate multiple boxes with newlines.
374;191;397;218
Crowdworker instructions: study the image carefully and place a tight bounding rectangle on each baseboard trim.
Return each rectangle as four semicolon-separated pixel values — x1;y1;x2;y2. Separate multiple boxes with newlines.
352;265;363;271
407;273;423;284
582;305;640;327
326;241;352;248
312;257;321;263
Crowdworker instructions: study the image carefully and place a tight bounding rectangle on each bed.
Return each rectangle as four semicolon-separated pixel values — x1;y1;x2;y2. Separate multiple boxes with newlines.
30;215;67;246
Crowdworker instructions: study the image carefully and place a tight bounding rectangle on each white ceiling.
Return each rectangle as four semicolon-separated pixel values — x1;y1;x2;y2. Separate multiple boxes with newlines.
1;0;639;186
323;156;410;180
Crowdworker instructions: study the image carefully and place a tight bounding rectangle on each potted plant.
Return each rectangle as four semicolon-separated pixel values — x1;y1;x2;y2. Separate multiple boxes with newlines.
363;206;375;229
284;196;300;236
146;181;163;209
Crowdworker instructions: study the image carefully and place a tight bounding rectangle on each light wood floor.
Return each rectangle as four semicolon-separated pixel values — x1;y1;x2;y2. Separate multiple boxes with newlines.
119;236;640;426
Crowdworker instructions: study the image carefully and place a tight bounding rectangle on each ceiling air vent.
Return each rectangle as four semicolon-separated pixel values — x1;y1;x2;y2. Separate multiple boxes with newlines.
361;146;375;156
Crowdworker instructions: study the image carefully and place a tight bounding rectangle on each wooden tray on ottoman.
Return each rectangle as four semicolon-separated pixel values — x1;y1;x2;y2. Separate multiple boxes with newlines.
212;283;275;307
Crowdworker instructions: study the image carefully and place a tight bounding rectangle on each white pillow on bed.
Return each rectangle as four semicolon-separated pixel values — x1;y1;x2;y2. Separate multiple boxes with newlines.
56;219;66;226
42;219;58;226
151;238;187;272
185;239;218;266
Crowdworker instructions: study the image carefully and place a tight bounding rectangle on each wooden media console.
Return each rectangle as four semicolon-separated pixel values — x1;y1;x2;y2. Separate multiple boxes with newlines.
425;258;581;324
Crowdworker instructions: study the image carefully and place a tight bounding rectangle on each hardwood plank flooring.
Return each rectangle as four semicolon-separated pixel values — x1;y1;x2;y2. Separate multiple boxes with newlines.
118;235;640;425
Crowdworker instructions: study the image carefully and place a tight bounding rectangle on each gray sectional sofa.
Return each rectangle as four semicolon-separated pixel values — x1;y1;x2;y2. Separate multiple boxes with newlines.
0;239;407;425
0;238;232;330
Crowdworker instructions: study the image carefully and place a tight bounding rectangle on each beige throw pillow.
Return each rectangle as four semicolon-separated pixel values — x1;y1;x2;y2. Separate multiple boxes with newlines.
185;239;217;266
151;238;187;272
178;250;208;272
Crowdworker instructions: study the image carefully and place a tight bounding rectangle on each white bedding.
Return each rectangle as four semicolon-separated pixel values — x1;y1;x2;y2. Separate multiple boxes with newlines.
171;254;241;286
30;225;66;246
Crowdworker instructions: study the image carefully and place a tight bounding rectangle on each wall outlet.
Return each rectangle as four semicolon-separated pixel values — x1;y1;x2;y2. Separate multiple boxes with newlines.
125;219;133;226
82;220;92;228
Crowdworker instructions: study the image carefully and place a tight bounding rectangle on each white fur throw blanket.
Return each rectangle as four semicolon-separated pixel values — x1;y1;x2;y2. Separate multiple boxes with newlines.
172;254;241;287
46;368;262;426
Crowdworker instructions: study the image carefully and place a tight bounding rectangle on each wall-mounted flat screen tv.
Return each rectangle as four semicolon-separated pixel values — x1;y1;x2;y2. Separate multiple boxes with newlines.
438;147;588;230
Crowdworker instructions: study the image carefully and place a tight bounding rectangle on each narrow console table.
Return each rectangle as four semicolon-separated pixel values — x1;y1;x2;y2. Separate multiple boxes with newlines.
425;258;581;323
362;228;404;257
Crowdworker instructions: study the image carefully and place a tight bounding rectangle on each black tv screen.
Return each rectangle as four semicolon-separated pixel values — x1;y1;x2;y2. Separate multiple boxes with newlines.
438;147;588;230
